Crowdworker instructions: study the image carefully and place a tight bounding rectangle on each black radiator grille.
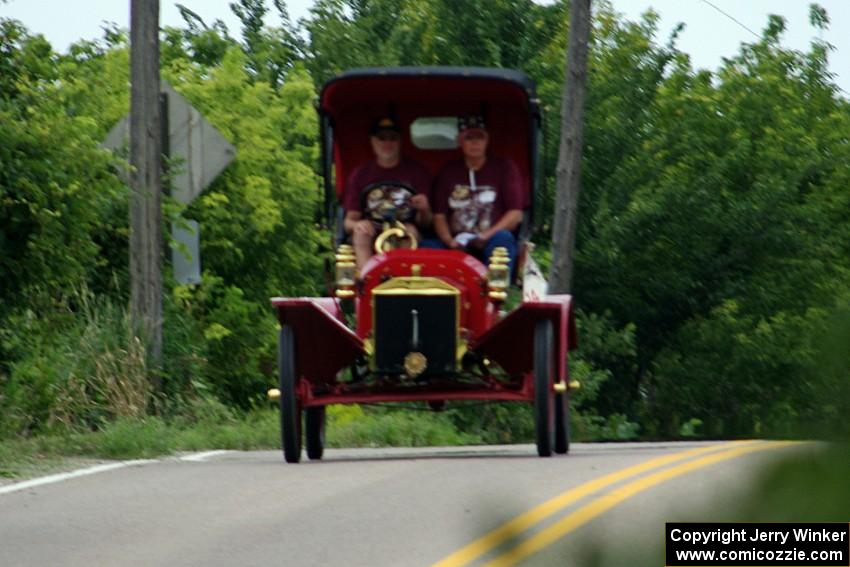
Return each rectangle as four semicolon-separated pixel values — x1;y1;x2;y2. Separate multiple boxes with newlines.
374;294;457;376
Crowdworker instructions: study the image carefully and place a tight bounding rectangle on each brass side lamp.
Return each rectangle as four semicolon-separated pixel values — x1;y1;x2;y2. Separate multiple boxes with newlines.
487;246;510;302
335;244;356;299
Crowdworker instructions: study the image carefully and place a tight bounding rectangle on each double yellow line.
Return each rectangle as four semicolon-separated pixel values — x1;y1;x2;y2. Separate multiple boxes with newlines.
433;441;798;567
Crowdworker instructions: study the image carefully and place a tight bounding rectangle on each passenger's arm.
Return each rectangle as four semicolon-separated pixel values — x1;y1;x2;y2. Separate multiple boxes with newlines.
478;209;523;243
434;214;460;249
476;159;525;244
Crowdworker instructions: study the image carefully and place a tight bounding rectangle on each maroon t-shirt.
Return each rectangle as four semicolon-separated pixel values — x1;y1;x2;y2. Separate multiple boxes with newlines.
433;156;524;235
342;158;432;223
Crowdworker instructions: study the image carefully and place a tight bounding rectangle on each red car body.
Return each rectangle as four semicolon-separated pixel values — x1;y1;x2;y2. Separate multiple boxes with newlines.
272;68;577;462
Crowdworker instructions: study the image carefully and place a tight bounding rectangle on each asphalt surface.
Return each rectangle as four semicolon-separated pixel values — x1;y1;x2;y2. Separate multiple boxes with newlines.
0;442;810;567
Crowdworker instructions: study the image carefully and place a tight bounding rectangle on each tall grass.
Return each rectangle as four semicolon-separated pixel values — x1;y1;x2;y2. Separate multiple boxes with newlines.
51;296;151;427
0;291;152;436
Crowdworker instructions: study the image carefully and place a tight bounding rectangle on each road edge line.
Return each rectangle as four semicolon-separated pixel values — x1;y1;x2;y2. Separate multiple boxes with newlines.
0;459;157;496
179;450;233;462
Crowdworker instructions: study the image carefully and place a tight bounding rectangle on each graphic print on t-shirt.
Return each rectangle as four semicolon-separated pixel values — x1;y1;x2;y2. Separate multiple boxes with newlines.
362;183;415;223
448;184;497;233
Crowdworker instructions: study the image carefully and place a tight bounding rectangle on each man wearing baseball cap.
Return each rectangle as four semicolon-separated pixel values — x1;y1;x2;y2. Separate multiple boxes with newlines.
342;116;433;270
431;114;523;274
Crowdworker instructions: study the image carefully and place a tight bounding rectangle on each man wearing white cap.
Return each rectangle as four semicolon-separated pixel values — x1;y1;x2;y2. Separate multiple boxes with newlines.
432;114;523;273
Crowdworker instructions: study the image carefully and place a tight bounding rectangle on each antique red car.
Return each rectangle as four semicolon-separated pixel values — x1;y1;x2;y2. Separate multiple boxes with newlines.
270;67;577;462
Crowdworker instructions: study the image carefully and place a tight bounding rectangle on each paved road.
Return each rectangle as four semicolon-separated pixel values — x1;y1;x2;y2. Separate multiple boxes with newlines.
0;442;808;567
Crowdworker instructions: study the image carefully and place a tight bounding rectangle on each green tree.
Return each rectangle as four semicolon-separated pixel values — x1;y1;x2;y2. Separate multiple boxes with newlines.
304;0;559;84
4;1;849;440
0;20;125;350
568;13;850;435
163;48;323;404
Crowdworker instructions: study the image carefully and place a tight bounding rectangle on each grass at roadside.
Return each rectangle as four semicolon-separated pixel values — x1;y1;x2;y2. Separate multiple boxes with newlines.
0;410;279;479
0;399;648;481
0;403;480;480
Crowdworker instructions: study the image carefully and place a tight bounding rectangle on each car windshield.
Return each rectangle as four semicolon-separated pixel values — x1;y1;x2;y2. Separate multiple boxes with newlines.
410;117;458;150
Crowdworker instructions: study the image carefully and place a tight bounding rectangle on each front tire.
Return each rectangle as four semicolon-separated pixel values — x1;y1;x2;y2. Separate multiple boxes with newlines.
534;319;554;457
279;326;302;463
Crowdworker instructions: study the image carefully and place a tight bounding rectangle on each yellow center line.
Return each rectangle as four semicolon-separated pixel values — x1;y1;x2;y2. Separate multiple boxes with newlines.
484;441;802;567
432;441;757;567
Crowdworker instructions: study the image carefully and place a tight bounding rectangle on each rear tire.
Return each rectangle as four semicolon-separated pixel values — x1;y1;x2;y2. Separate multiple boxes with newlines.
534;319;554;457
279;326;302;463
554;392;570;454
305;406;326;460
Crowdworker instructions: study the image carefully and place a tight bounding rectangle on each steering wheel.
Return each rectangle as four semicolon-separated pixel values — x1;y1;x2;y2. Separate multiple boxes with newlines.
374;222;418;254
360;182;417;224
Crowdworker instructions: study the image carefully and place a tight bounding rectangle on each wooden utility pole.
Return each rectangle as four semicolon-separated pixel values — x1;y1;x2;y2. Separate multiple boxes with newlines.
549;0;591;293
129;0;163;382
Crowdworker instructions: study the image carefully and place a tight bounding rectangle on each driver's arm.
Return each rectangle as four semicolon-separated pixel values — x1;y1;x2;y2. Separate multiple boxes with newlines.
416;209;433;229
344;210;364;235
411;194;433;229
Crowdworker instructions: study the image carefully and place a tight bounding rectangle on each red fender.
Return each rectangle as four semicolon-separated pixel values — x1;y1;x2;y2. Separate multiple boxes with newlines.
470;295;577;381
271;297;365;383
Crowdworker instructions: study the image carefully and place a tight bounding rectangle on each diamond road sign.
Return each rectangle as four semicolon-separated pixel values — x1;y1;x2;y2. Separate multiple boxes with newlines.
103;81;235;284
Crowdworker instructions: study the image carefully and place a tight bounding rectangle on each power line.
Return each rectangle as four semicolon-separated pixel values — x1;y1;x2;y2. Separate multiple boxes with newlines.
698;0;849;97
699;0;759;39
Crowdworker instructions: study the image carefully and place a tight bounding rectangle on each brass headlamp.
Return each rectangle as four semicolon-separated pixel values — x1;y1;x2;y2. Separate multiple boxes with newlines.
487;246;510;302
335;244;356;299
